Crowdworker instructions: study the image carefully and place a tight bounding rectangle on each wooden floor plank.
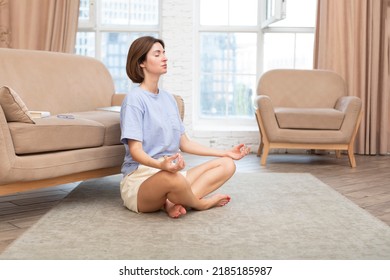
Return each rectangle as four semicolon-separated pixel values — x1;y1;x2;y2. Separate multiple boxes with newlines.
0;222;18;232
7;215;43;229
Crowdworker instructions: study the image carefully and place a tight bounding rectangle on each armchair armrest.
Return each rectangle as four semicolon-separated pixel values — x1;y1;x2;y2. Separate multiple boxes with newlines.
335;96;362;114
335;96;362;122
335;96;362;138
255;95;280;141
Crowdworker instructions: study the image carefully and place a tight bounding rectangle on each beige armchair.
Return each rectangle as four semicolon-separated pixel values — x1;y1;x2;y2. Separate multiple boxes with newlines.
254;69;363;167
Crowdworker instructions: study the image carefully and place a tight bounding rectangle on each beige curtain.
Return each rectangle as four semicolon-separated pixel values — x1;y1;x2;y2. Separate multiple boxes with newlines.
0;0;11;47
314;0;390;155
0;0;79;52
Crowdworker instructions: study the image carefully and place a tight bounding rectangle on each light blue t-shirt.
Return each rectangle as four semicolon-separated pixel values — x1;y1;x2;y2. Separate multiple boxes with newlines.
120;86;185;176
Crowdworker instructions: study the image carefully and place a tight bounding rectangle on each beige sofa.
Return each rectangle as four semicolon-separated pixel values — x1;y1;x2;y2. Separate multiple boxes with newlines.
0;48;127;195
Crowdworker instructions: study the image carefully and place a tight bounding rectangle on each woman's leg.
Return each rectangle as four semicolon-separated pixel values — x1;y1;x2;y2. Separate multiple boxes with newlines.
185;157;236;198
137;170;230;218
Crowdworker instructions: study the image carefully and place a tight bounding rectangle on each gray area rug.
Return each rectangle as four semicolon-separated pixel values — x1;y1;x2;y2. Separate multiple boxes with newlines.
1;173;390;260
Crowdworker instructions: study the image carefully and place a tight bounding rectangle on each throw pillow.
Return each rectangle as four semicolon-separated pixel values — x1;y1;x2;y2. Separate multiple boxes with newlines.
0;86;35;124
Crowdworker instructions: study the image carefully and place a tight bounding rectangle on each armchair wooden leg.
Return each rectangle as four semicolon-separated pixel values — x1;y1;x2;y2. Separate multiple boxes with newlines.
346;109;362;168
335;150;341;158
257;141;264;157
261;145;269;166
255;111;264;157
348;146;357;168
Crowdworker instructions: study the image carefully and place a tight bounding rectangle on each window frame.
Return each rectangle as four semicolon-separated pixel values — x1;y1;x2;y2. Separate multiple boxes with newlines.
194;0;316;131
261;0;287;28
193;0;264;131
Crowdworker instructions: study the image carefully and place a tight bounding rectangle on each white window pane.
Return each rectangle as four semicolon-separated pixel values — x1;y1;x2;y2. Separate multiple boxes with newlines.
75;32;95;57
200;33;229;73
263;32;315;71
263;33;295;71
200;0;228;25
101;0;159;26
200;33;256;74
295;33;314;69
229;0;257;26
200;74;228;116
270;0;317;28
200;0;257;26
234;33;257;74
231;75;256;117
79;0;90;21
199;33;257;118
200;74;256;118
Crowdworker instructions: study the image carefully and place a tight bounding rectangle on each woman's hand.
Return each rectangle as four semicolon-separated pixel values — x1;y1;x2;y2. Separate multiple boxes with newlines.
160;153;186;173
226;144;250;160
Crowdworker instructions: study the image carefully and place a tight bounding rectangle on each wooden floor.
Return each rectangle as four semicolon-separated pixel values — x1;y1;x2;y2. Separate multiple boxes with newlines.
1;152;389;254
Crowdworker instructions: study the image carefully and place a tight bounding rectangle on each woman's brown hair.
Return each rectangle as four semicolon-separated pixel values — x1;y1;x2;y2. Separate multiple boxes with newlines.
126;36;165;83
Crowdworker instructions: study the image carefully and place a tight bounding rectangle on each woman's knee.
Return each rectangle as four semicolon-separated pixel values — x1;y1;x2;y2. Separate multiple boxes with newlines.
220;157;236;175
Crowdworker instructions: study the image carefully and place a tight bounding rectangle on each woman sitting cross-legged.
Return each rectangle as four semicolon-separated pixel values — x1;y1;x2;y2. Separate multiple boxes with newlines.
120;36;250;218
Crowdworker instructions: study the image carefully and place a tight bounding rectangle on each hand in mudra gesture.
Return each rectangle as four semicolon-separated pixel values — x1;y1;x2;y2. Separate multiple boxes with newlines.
161;153;186;173
226;144;251;160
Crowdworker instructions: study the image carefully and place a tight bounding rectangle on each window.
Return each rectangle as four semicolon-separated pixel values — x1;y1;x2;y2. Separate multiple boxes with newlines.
75;0;160;93
196;0;317;127
199;32;257;118
262;0;317;72
197;0;258;122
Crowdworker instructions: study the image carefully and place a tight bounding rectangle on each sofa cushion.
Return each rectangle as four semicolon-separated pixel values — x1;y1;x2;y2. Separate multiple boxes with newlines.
275;107;345;130
0;86;35;124
70;111;121;146
8;117;105;155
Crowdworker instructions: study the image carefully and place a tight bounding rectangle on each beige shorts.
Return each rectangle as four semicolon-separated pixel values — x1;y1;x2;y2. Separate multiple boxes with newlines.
120;162;187;213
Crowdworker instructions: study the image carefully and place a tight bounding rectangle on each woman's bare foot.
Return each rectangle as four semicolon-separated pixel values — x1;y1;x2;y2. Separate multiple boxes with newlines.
164;200;187;218
202;194;231;209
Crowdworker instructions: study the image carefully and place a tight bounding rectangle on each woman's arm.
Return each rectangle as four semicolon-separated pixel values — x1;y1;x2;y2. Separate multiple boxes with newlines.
179;134;250;160
128;139;185;172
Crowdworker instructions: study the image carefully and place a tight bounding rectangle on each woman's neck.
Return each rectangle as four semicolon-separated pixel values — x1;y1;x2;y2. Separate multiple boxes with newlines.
140;78;159;94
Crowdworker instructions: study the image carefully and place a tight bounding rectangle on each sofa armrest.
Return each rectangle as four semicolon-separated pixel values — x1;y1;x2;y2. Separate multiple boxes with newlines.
173;94;185;121
111;93;127;106
0;105;16;183
255;95;280;141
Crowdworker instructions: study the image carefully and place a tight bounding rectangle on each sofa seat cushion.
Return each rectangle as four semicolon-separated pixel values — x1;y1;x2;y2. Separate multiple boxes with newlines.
275;107;345;130
9;117;105;155
70;111;121;146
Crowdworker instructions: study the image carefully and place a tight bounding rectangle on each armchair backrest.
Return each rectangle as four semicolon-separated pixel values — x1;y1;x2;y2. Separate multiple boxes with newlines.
257;69;347;108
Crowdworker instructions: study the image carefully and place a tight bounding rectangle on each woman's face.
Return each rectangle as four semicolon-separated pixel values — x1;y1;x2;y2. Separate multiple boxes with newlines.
141;42;168;77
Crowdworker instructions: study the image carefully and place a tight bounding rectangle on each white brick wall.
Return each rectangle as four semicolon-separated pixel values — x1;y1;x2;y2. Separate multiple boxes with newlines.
161;0;260;153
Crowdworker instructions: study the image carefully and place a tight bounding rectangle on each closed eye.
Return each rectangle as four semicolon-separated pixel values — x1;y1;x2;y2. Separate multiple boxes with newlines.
153;50;165;57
